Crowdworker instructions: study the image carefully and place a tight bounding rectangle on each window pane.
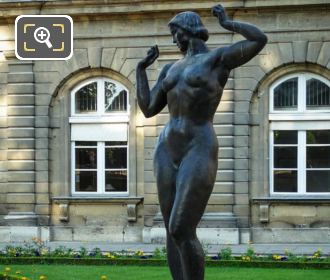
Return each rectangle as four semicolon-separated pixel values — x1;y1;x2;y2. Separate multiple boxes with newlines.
75;171;97;192
274;170;297;192
307;171;330;192
307;130;330;144
306;78;330;109
307;147;330;168
105;170;127;192
273;78;298;110
105;147;127;169
105;82;127;112
75;82;97;113
75;141;97;147
274;147;297;168
75;148;97;169
274;130;297;144
105;141;127;146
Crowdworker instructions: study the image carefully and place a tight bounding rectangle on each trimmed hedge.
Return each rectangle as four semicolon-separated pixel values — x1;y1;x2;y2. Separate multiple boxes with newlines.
0;257;330;269
0;257;167;266
206;260;330;269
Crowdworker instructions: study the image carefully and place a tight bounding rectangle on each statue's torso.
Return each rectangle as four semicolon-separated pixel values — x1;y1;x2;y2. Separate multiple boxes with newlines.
158;50;229;164
162;49;229;121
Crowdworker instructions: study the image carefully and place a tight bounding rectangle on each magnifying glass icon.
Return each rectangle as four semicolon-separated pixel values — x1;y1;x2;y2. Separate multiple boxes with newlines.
34;27;53;49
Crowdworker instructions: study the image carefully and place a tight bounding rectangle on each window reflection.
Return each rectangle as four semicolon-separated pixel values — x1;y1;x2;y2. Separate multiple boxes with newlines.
75;82;97;113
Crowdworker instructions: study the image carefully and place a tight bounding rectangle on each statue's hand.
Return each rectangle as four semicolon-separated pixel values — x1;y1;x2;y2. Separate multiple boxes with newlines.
138;45;159;68
212;4;229;26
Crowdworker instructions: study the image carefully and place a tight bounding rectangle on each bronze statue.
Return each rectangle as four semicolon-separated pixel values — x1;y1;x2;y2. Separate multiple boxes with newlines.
136;4;267;280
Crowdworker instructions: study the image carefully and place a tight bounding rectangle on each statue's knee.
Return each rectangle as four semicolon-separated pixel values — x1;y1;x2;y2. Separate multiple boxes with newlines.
168;222;191;245
168;223;182;243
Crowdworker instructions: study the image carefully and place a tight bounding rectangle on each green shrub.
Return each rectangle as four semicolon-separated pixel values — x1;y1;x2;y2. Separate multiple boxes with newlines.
153;247;167;259
218;248;233;260
51;246;73;258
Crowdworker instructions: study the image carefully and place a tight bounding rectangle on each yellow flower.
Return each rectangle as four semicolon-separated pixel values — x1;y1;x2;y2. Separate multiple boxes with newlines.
40;275;47;280
4;267;11;272
104;252;116;259
136;250;144;256
100;276;108;280
41;248;49;255
22;277;28;280
273;255;282;260
16;271;21;274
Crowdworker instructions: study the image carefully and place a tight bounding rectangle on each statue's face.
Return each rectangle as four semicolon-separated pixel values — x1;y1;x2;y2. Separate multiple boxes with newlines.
170;26;189;53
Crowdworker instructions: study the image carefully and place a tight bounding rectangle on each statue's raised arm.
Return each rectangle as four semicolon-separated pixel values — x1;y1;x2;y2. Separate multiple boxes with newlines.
212;4;268;70
136;45;172;118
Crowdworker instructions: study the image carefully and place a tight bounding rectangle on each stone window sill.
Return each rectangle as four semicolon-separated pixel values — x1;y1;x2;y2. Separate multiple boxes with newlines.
252;196;330;204
52;196;143;223
252;196;330;223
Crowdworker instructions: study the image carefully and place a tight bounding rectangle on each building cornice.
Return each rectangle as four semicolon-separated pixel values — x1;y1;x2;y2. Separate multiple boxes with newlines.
0;0;329;20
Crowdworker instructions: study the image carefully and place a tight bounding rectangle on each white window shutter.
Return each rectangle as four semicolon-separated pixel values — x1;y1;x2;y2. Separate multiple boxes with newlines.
71;123;127;141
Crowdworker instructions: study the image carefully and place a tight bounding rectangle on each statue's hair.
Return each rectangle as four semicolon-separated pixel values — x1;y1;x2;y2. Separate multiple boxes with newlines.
168;11;209;42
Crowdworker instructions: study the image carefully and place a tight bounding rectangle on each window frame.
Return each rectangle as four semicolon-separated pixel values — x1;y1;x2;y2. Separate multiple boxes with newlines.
70;77;130;197
269;73;330;196
270;72;330;115
71;141;129;196
70;77;130;123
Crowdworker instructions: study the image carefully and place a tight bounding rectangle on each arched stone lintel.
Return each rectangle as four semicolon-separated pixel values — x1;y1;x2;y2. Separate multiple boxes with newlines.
51;67;135;105
236;41;330;108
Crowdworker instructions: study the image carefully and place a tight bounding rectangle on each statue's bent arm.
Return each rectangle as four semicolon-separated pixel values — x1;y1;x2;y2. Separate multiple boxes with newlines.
220;21;268;70
136;63;172;118
212;5;267;71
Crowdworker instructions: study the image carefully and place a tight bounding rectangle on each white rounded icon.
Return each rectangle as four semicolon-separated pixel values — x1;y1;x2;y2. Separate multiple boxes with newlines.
34;27;53;48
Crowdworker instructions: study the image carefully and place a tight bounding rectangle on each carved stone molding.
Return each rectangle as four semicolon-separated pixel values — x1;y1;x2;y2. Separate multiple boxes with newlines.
259;204;269;223
252;196;330;223
59;202;69;223
52;196;143;223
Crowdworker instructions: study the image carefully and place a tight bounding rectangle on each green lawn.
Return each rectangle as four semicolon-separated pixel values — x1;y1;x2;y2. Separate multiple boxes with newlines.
1;265;330;280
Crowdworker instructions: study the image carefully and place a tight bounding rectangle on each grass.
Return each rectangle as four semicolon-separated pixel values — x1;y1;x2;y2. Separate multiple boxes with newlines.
1;265;330;280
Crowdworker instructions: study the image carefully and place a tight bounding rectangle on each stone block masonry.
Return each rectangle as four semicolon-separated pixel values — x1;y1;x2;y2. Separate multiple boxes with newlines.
4;55;37;227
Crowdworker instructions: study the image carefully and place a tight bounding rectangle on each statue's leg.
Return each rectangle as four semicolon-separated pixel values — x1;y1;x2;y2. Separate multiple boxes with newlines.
168;146;217;280
154;142;183;280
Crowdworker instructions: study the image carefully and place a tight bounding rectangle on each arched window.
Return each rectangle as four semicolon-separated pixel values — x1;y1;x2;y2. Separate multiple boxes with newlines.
269;73;330;194
70;78;130;195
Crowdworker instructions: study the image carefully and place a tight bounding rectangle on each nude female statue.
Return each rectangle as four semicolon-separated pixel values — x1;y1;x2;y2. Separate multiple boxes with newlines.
136;4;267;280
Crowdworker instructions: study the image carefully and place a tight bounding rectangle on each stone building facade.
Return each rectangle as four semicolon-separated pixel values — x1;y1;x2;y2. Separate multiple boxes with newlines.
0;0;330;244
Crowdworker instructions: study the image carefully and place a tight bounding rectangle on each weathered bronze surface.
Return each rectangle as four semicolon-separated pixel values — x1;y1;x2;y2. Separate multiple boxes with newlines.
136;4;267;280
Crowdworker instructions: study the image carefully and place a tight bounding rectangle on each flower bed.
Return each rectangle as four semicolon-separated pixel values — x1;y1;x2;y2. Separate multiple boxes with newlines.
0;238;330;271
1;257;330;269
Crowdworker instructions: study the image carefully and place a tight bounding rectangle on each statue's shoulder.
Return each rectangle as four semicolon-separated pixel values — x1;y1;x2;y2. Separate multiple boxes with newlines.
209;46;227;57
160;62;174;75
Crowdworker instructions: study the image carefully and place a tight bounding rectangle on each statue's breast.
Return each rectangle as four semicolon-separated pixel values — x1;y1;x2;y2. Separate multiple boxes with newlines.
162;64;182;92
183;65;210;88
